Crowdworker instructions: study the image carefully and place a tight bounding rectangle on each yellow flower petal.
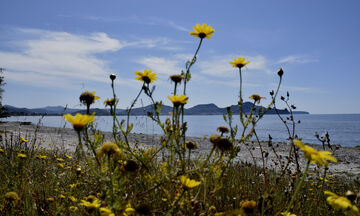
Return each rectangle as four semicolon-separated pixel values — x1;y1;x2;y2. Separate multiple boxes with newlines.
168;95;188;107
134;69;157;84
180;175;201;189
229;57;250;68
64;113;95;132
189;23;215;39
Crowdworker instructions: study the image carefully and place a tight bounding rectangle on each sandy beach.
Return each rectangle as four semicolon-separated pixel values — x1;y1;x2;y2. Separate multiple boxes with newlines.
1;121;360;177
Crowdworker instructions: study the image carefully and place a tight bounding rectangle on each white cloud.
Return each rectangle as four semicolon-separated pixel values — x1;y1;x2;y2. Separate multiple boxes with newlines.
278;55;317;64
0;28;177;88
191;74;260;88
197;55;272;77
135;56;183;76
78;15;189;32
144;17;189;32
124;37;171;49
0;29;124;87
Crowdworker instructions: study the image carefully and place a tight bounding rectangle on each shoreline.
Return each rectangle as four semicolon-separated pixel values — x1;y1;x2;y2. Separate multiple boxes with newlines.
1;121;360;177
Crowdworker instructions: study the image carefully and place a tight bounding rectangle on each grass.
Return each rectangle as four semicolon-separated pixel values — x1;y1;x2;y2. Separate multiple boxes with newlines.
0;130;359;215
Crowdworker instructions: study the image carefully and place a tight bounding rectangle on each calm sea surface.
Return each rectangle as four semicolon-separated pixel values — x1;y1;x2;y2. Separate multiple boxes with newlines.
5;114;360;147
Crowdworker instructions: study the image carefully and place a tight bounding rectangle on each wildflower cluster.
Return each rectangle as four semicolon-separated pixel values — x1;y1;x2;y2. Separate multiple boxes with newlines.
0;23;357;216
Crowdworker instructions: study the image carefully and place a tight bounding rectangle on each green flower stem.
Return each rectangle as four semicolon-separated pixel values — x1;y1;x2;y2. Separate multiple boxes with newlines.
201;146;216;168
255;76;282;124
183;38;203;96
110;79;118;142
86;104;90;115
76;131;84;159
238;67;245;125
126;84;144;132
253;129;267;191
83;128;100;166
286;161;310;212
168;190;186;216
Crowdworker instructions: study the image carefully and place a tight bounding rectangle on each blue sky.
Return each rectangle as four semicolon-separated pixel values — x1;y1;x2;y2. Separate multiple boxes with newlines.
0;0;359;114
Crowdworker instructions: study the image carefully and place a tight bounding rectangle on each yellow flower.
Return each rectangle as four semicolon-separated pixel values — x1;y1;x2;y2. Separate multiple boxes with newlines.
63;113;95;132
47;197;54;202
79;198;101;211
69;196;77;202
281;212;296;216
135;69;157;84
65;154;72;159
36;155;47;159
20;136;28;143
295;140;337;167
69;206;78;212
189;24;215;39
104;98;116;107
59;194;66;199
168;95;188;107
229;57;250;69
17;153;26;158
180;175;201;189
324;191;359;215
0;148;4;153
209;205;216;212
58;163;65;168
96;142;121;159
69;183;79;189
79;90;100;105
100;207;115;216
56;158;64;162
249;94;265;104
123;203;135;215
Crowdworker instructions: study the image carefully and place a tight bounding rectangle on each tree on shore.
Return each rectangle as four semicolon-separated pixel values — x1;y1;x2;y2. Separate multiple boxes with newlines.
0;68;9;119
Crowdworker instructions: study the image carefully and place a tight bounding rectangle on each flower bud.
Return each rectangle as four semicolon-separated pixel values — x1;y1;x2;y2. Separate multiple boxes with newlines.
110;73;116;81
346;190;357;202
277;68;284;77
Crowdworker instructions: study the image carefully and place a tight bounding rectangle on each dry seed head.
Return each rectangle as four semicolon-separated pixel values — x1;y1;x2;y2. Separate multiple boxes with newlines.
135;203;152;215
170;74;183;84
210;134;233;152
217;126;229;134
185;141;197;150
124;159;139;172
80;91;98;106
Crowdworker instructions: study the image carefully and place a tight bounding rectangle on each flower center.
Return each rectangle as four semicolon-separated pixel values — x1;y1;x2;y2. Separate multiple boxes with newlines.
142;76;151;84
236;63;245;68
198;33;206;38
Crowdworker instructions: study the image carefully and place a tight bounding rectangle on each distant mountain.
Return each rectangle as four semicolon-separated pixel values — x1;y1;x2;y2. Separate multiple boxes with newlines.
4;105;82;115
4;103;309;116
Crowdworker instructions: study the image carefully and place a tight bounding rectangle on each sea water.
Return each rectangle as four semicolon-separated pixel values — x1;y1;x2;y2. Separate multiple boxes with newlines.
5;114;360;147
